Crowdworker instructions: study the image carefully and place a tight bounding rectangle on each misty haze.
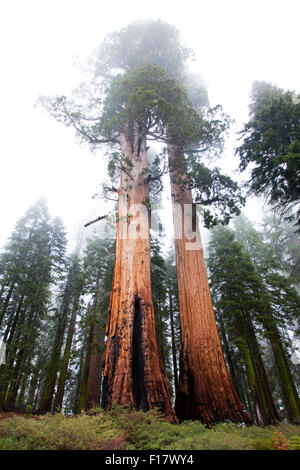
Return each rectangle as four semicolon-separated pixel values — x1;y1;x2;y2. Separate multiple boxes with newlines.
0;0;299;453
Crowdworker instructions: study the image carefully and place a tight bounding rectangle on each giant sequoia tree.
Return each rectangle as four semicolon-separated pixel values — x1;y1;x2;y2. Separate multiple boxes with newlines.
40;38;194;423
40;19;249;424
168;146;247;423
95;20;249;425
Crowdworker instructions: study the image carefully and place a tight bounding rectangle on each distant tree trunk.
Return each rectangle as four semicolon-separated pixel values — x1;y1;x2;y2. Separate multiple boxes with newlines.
78;304;102;411
218;321;247;408
238;313;279;426
33;379;42;410
102;125;176;422
54;295;80;411
74;329;88;414
2;299;18;341
0;305;27;407
0;283;16;328
5;310;40;408
5;356;25;407
79;280;105;411
0;229;34;329
262;308;300;423
16;353;32;406
85;309;103;410
168;144;250;425
239;339;265;426
155;306;165;364
4;294;26;344
168;290;178;392
40;305;69;412
0;284;7;307
27;358;43;407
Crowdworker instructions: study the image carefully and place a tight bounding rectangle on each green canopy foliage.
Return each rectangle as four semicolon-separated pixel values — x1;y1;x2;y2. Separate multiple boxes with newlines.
38;19;245;228
92;19;192;80
236;81;300;228
100;63;205;145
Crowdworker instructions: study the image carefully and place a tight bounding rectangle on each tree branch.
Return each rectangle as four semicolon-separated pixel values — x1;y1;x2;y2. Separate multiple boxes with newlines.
84;214;108;228
146;160;167;183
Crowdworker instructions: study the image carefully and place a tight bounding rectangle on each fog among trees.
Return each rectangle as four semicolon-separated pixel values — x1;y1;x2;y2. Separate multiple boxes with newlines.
0;5;299;452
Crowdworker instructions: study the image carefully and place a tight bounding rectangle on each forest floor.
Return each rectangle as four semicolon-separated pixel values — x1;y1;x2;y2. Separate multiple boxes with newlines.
0;406;300;450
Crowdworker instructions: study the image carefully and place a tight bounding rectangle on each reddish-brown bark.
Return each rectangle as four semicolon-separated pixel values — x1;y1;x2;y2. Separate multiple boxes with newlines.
102;126;176;422
168;144;252;425
85;312;103;410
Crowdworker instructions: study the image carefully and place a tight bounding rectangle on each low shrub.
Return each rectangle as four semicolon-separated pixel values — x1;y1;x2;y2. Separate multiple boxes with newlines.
0;406;299;450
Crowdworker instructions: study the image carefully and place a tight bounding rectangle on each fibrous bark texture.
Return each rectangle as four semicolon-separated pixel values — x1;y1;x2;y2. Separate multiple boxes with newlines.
85;310;103;410
102;126;176;422
168;144;252;425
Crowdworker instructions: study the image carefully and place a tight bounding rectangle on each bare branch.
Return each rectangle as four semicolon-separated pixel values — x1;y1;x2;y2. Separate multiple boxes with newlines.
84;214;108;228
62;100;119;145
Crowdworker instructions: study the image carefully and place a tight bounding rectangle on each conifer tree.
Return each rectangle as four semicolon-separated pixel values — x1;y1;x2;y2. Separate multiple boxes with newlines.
165;251;181;394
207;225;279;425
54;253;84;411
233;216;300;423
39;20;247;423
0;199;61;408
78;236;114;410
236;81;300;229
150;235;173;390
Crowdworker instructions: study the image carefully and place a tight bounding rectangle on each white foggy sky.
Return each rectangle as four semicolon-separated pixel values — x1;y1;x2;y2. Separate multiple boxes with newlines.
0;0;299;250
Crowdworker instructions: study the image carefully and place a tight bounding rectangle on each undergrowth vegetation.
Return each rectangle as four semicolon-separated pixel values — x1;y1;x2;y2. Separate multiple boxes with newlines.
0;406;299;450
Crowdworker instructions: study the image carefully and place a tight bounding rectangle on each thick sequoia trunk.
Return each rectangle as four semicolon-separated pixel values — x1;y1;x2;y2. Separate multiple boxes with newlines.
102;126;176;422
168;144;251;425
